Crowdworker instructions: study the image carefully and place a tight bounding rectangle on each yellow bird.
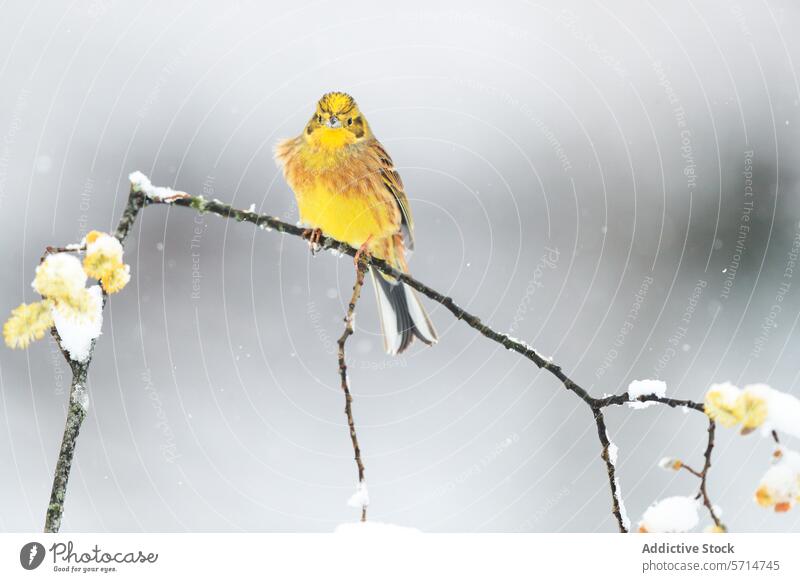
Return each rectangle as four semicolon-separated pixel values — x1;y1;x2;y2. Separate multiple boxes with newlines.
274;92;438;354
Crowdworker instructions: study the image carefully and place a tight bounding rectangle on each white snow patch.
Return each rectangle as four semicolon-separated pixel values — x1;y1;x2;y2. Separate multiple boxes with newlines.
347;481;369;508
759;447;800;503
640;496;700;533
627;379;667;409
128;171;183;201
658;457;677;470
52;285;103;362
608;442;618;465
72;383;89;411
334;521;420;535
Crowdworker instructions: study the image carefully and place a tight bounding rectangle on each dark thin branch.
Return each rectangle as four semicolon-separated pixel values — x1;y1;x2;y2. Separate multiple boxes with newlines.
594;393;704;411
671;419;724;530
136;182;724;532
44;329;92;533
698;419;725;530
40;178;725;532
677;463;703;479
337;259;369;522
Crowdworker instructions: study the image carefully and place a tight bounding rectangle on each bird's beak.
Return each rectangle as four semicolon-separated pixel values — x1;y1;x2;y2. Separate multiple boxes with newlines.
326;115;342;129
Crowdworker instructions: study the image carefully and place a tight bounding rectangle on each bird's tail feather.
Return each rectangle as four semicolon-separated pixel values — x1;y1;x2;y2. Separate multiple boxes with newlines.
371;268;437;355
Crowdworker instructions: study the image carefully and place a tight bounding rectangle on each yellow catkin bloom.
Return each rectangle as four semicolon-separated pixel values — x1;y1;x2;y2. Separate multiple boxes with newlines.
53;287;94;321
704;525;726;533
3;300;54;349
100;264;130;294
738;390;768;434
754;485;774;508
704;383;744;428
84;230;103;245
83;231;124;280
32;253;87;302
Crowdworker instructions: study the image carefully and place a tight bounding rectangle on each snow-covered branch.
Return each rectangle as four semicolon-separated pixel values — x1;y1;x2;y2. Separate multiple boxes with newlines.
9;172;797;532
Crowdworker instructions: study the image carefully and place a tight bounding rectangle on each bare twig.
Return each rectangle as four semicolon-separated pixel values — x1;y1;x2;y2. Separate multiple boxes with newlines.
698;419;725;530
671;419;724;530
337;259;369;521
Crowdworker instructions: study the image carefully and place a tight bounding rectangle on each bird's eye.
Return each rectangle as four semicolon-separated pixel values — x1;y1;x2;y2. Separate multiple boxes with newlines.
347;118;353;126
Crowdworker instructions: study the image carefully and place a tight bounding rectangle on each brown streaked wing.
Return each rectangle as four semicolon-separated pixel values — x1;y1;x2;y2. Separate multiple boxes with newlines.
371;140;415;251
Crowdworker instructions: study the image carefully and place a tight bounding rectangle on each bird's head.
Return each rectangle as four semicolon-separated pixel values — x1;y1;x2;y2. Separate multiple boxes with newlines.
304;92;370;148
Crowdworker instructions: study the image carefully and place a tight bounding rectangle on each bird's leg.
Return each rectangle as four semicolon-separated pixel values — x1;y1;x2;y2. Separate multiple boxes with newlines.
302;228;323;255
353;235;373;268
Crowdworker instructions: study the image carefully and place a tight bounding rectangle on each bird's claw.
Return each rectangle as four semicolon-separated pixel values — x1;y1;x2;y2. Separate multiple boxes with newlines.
302;228;323;255
353;236;373;268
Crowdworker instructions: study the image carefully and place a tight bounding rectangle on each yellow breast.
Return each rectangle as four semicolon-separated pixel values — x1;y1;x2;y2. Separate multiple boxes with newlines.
296;179;396;248
275;132;402;252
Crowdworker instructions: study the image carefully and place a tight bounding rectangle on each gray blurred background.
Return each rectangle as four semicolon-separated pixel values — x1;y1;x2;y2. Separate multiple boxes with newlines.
1;0;799;533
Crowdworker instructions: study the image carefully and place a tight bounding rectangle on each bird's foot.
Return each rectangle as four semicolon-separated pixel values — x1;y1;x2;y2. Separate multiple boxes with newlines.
353;236;373;269
302;228;323;255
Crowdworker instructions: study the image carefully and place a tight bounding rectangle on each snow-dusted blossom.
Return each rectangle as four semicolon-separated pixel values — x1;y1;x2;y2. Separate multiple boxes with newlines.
738;388;769;435
82;231;131;294
704;382;743;428
32;253;87;305
101;263;130;294
704;382;800;438
3;300;54;349
740;384;800;439
83;230;123;279
754;448;800;513
4;232;130;354
657;457;682;471
638;496;700;533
